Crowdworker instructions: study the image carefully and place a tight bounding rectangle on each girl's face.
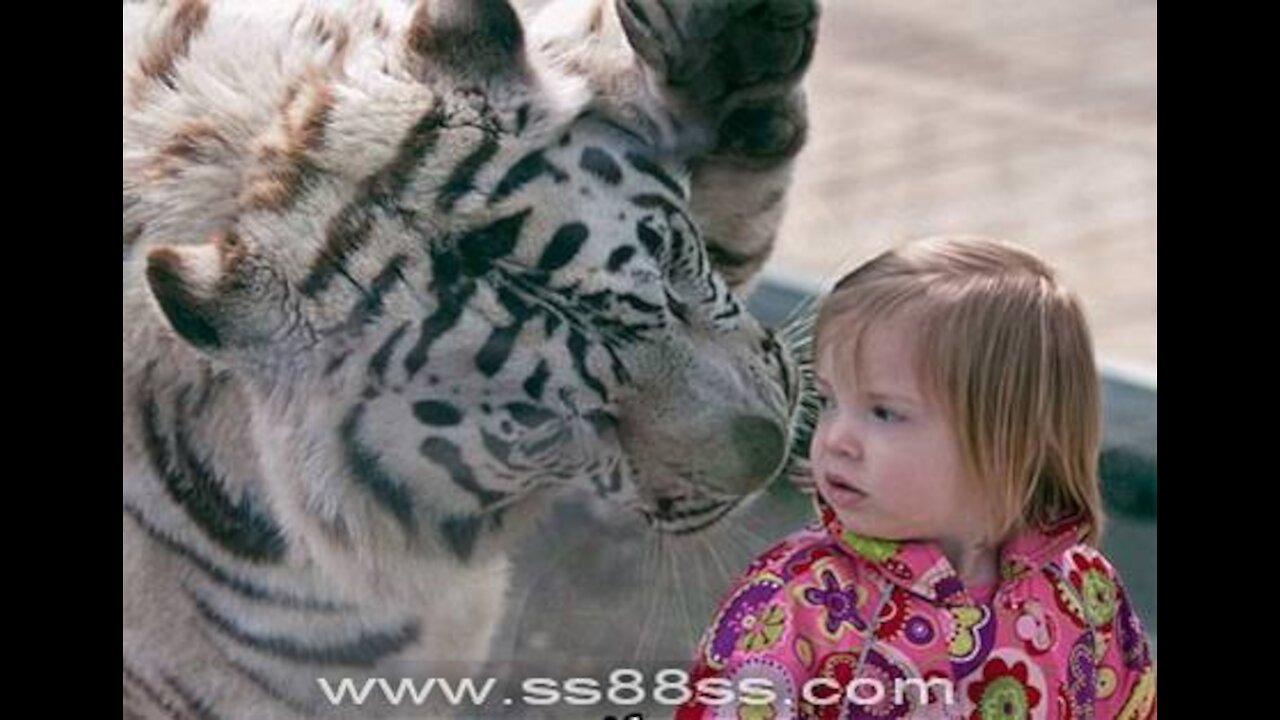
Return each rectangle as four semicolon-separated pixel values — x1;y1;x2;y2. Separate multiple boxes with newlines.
811;315;993;550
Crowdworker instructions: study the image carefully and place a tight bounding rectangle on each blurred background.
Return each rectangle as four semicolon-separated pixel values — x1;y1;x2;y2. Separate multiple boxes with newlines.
486;2;1156;715
772;0;1156;376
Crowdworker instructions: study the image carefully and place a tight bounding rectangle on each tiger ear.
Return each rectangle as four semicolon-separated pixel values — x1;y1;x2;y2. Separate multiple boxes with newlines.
405;0;529;83
145;232;284;352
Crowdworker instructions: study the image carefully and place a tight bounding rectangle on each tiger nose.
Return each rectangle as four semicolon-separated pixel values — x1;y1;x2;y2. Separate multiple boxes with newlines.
724;413;788;493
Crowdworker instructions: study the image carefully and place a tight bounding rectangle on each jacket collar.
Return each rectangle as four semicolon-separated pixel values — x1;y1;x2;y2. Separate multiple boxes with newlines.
814;493;1087;607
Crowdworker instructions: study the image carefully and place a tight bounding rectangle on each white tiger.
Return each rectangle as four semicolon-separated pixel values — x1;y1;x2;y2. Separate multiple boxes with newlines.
123;0;819;717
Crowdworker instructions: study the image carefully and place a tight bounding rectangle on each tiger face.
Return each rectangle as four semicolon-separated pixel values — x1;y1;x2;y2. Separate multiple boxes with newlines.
126;0;809;562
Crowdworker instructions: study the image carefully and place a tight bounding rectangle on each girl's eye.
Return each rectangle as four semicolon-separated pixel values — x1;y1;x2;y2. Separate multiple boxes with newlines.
871;405;903;423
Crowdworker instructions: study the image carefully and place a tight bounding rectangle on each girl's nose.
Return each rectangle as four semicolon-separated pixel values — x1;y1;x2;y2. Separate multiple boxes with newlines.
823;415;863;460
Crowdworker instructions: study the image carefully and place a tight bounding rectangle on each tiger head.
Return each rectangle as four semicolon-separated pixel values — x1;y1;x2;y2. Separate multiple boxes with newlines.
125;0;807;564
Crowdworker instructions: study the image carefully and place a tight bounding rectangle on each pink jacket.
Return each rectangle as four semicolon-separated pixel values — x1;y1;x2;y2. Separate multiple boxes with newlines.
676;495;1156;719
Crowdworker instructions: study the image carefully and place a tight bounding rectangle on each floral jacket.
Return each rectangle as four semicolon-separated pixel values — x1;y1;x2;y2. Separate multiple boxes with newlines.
675;495;1156;719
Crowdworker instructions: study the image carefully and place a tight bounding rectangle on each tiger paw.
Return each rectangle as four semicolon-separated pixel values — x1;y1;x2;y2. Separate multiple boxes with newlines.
616;0;818;159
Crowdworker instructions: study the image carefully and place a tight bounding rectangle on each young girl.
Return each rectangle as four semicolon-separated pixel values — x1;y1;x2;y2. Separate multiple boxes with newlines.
676;237;1156;719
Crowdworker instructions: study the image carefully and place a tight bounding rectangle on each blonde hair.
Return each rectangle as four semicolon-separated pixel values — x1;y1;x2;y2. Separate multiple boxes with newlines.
815;236;1104;545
